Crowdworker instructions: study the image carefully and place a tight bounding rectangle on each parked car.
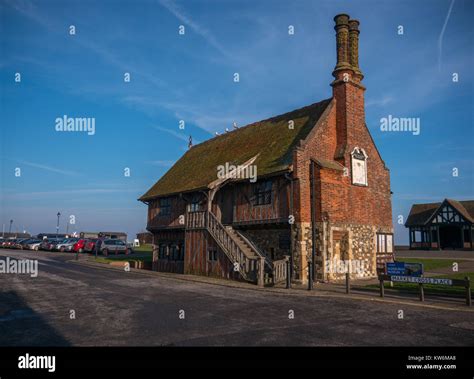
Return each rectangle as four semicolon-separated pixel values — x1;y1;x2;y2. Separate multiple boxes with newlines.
39;239;50;251
25;239;43;251
2;238;18;248
11;238;31;249
39;238;62;251
97;239;132;256
4;238;17;248
17;238;37;249
53;238;79;252
1;238;13;248
72;239;87;253
84;238;100;253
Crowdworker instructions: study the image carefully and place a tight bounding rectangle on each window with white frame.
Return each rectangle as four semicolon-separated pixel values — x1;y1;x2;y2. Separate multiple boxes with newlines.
377;233;393;254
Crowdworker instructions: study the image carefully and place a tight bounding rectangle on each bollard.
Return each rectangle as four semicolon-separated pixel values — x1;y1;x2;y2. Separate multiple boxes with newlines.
379;278;385;298
419;283;424;302
285;257;291;289
257;257;265;287
345;272;350;294
307;259;313;291
466;277;472;307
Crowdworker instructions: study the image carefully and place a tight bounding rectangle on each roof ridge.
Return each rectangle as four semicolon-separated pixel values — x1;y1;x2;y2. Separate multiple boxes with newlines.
189;98;332;150
406;198;474;226
139;97;333;200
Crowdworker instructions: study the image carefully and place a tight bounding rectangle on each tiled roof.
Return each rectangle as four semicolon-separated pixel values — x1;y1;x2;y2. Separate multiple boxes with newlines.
405;199;474;226
139;98;332;200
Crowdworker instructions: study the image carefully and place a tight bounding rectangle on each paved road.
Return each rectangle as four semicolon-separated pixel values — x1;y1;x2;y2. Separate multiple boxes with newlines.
0;249;473;346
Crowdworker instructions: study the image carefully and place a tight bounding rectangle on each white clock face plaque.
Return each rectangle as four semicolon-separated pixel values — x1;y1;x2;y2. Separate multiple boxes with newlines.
351;147;368;186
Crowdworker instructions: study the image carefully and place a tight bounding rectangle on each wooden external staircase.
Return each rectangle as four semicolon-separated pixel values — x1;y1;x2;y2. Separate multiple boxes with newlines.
186;210;288;286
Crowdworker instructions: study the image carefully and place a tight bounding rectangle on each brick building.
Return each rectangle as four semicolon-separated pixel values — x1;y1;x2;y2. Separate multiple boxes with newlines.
136;232;153;245
139;14;393;285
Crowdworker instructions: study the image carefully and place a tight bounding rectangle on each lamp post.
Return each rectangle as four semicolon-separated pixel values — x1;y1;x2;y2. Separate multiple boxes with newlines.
9;220;13;236
56;212;61;239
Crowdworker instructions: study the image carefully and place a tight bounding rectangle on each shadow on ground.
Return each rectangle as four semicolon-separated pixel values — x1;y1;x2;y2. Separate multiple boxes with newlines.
0;290;70;346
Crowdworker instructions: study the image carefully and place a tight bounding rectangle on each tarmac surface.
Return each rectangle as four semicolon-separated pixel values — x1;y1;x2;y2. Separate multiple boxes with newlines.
0;249;473;346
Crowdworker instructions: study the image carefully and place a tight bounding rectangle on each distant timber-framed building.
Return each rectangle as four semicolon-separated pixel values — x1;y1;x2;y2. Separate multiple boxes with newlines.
139;14;394;285
405;199;474;250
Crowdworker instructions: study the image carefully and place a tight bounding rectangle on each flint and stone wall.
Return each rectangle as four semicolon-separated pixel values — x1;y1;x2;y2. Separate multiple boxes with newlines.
292;221;393;283
242;228;291;261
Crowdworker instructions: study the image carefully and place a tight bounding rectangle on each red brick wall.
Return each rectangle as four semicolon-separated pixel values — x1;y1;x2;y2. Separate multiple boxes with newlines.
292;100;337;223
293;79;392;228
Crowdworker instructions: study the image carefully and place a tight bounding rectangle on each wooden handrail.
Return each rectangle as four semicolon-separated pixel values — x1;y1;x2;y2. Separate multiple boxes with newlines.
186;211;207;229
207;211;259;282
236;229;273;269
272;258;288;284
184;210;281;285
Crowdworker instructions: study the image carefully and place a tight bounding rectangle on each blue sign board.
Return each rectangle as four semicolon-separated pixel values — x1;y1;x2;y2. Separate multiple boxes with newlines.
386;262;423;277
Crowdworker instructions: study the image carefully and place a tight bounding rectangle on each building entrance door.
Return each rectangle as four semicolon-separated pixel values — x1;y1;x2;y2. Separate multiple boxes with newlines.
439;225;462;249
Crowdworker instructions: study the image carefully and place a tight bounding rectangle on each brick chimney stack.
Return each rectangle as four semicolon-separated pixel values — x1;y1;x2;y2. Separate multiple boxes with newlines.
348;19;363;80
333;14;352;78
331;14;366;162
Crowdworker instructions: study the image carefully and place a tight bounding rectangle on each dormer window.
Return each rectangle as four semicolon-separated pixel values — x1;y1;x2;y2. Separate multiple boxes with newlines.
351;147;368;186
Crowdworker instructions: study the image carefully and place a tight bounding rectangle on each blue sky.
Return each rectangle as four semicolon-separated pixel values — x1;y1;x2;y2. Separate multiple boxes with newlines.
1;0;473;243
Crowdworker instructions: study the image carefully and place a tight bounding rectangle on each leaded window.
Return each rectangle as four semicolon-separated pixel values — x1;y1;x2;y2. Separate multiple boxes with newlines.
158;197;171;216
254;180;272;205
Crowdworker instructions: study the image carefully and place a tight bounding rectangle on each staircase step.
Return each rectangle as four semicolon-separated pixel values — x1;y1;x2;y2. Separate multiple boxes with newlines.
227;230;253;249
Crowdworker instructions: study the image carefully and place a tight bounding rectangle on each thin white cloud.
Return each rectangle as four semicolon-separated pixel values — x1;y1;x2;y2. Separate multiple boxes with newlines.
2;188;140;201
126;96;258;135
19;161;80;176
158;0;233;60
4;0;52;29
185;113;238;134
150;125;190;142
438;0;456;71
146;160;174;167
396;194;472;201
365;96;394;108
5;0;169;93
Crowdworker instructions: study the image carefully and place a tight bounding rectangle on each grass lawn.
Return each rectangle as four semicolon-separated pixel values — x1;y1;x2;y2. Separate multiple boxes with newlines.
92;244;153;264
131;243;153;253
396;258;464;271
93;254;153;265
364;268;473;297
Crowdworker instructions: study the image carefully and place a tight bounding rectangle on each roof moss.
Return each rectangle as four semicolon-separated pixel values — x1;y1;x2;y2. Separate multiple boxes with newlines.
139;98;332;201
